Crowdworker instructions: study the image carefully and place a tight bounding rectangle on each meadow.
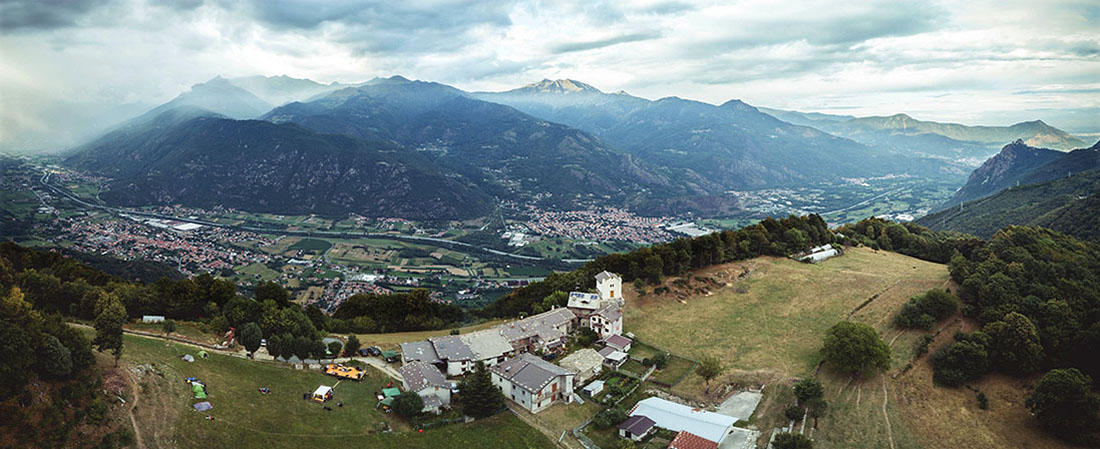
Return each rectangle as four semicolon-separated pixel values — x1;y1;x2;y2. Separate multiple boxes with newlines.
102;331;555;449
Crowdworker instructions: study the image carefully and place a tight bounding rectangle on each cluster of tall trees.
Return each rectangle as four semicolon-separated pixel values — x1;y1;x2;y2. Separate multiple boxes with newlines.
0;246;136;447
484;214;834;317
837;218;983;264
332;289;465;333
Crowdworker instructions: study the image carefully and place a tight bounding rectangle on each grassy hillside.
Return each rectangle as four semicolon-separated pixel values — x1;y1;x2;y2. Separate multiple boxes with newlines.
95;330;554;449
623;247;1075;449
624;247;949;375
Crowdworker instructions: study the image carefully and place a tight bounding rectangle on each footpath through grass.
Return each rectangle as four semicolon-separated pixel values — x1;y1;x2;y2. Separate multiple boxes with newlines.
115;333;554;449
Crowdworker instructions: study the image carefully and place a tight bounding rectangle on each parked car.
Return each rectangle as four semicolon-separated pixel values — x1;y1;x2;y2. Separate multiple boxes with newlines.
367;346;382;356
260;338;267;347
357;348;369;357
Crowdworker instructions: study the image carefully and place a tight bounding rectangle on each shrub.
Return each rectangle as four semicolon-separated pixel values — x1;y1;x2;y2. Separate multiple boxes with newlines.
592;406;628;429
977;391;988;410
783;404;803;421
930;340;988;387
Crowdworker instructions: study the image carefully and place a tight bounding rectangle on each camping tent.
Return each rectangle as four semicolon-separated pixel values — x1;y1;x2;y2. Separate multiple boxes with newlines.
382;387;401;398
198;350;209;359
182;354;195;362
193;402;213;411
192;383;207;399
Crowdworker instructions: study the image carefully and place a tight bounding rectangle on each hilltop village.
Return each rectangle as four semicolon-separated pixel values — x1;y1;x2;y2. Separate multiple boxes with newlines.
393;271;759;448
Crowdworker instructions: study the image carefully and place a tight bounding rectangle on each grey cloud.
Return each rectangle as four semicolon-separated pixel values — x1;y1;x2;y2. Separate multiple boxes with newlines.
0;0;112;32
244;0;516;55
549;31;662;54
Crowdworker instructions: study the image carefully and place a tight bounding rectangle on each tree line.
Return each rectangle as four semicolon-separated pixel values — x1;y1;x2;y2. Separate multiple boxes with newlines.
483;214;834;317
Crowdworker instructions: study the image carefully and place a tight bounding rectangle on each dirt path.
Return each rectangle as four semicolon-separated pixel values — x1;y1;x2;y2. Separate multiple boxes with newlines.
124;369;146;449
882;376;896;449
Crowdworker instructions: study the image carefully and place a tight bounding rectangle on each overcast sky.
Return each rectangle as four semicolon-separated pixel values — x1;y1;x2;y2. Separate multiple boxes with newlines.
1;0;1097;151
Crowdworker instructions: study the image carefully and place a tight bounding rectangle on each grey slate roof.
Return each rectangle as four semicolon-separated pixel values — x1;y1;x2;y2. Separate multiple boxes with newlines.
498;308;575;343
462;330;513;360
398;361;448;392
605;334;632;350
617;415;656;435
430;335;477;362
400;340;442;364
594;305;622;322
490;353;574;394
421;394;443;410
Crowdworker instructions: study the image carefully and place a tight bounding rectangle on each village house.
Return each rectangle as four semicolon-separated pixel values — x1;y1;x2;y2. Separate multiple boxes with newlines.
590;305;623;339
490;353;575;414
568;271;625;339
617;415;657;442
397;361;451;414
498;307;575;353
603;334;633;352
598;346;629;370
558;348;604;383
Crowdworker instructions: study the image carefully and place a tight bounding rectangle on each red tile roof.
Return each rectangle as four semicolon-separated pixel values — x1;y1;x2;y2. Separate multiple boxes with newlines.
668;431;718;449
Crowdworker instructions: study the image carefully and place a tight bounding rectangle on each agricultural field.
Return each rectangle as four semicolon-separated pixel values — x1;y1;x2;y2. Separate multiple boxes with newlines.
87;330;555;449
623;247;1073;449
234;263;281;282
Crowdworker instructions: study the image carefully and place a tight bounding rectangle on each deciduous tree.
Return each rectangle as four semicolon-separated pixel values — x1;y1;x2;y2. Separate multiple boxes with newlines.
93;296;126;367
821;321;890;376
696;356;725;395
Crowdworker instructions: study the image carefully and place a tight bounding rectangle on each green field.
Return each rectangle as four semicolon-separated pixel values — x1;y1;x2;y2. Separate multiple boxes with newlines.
235;263;281;281
625;247;949;376
100;331;554;449
288;238;333;252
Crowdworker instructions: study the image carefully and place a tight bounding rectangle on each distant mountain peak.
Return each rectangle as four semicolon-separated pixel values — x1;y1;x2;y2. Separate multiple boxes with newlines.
519;79;602;94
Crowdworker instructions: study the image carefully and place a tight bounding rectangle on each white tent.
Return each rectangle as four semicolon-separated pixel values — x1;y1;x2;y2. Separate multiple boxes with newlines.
314;386;332;397
182;354;195;362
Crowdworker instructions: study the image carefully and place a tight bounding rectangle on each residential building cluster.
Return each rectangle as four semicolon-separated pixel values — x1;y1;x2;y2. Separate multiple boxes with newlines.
509;204;675;243
56;215;273;275
396;271;627;414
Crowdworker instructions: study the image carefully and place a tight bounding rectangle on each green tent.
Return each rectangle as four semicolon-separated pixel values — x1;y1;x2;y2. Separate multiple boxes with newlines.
381;350;398;361
382;387;401;398
192;383;207;399
198;350;209;359
379;397;394;407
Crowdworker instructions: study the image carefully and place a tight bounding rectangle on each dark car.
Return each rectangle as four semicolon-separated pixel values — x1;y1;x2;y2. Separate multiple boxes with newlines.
357;348;369;357
367;346;382;357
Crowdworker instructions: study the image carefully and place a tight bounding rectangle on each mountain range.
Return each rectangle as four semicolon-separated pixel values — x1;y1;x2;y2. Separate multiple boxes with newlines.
61;75;1088;221
476;80;963;188
940;139;1100;208
761;108;1088;162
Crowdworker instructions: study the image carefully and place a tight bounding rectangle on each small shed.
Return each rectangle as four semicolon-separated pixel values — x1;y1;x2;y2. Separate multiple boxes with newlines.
582;380;605;396
601;350;628;370
312;385;333;403
604;334;633;353
617;415;656;441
